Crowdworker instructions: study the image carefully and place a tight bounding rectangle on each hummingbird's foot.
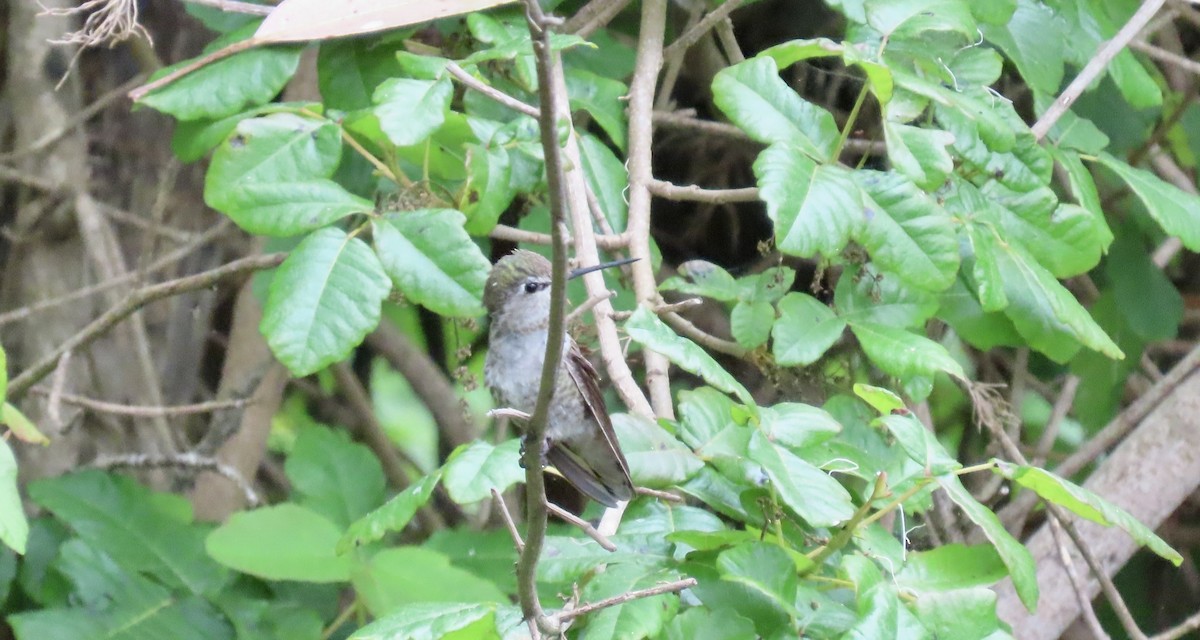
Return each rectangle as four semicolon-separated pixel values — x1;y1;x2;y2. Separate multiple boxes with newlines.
517;436;551;469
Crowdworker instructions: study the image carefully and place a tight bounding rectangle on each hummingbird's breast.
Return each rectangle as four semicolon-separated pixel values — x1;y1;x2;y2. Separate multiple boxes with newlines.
484;328;591;442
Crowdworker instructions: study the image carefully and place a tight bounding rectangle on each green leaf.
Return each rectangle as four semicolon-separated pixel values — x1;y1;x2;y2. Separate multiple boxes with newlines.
853;384;905;415
285;426;386;529
353;547;507;617
748;431;855;527
578;133;628;232
578;565;679;639
625;306;755;409
172;101;319;163
938;277;1024;350
8;540;232;640
664;606;757;640
914;588;1011;640
771;292;846;366
613;414;703;487
712;57;839;159
442;439;524;504
841;555;903;640
317;38;406;111
747;266;796;303
260;228;392;376
1106;236;1183;342
755;144;864;258
759;403;841;450
349;602;496;640
995;462;1182;565
539;533;670;584
138;24;302;121
373;209;492;318
716;542;800;617
731;300;774;349
0;438;28;554
896;544;1007;591
207;504;353;582
28;471;227;594
204;113;370;236
987;233;1123;361
1050;148;1111;246
859;169;960;289
938;474;1038;611
981;0;1064;95
850;322;966;381
835;265;940;328
373;76;454;147
461;144;515;236
566;68;628;151
866;0;976;39
878;412;961;474
971;0;1015;24
339;471;442;554
1095;153;1200;252
883;122;955;191
758;37;843;69
2;402;49;445
893;71;1015;152
660;260;741;302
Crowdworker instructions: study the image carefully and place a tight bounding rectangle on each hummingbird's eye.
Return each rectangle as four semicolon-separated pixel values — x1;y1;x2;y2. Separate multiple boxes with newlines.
523;281;540;294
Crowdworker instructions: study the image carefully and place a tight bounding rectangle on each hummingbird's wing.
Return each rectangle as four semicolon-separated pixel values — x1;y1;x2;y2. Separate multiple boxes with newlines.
549;342;634;507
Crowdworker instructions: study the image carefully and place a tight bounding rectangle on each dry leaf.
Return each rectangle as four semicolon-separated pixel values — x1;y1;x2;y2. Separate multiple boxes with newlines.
255;0;519;43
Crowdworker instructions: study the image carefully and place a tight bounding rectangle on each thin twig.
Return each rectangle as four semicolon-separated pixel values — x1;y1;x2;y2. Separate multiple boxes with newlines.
1151;609;1200;640
7;252;284;399
546;500;617;551
0;219;233;327
128;38;261;101
0;74;145;161
331;363;419;489
714;17;744;64
635;486;684;502
552;578;697;622
447;61;540;118
91;451;260;506
492;488;525;552
660;0;752;60
1049;516;1111;640
1031;0;1168;139
28;387;251;418
647;179;759;203
565;0;635;37
1130;39;1200;77
566;291;615;325
489;224;628;250
661;311;748;359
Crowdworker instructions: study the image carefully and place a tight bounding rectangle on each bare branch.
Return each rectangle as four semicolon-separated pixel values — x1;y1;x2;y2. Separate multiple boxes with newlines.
1032;0;1167;139
647;179;759;204
546;500;617;551
552;578;698;622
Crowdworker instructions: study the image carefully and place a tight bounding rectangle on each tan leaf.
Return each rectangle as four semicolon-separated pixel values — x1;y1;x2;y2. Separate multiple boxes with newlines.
255;0;519;43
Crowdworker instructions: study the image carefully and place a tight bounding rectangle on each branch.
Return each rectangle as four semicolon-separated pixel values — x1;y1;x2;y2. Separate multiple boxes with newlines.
489;223;628;250
27;387;251;418
7;252;284;399
660;0;751;60
546;500;616;551
91;451;260;506
626;0;674;419
446;61;540;118
647;179;759;203
1031;0;1167;139
552;578;697;622
518;0;575;632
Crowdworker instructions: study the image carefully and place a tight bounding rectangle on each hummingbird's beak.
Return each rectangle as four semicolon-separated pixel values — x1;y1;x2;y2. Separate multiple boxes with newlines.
568;257;639;280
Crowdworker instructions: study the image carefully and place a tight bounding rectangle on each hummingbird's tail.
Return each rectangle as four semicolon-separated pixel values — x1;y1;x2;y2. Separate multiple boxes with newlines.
546;440;634;508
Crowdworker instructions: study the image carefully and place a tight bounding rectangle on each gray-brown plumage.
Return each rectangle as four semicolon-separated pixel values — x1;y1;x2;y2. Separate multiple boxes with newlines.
482;250;634;507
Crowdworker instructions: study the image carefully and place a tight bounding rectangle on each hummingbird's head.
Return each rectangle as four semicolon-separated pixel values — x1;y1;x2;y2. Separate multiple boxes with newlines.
484;250;552;318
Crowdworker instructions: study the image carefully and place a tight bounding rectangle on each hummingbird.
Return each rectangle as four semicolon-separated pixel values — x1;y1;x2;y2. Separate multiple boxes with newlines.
483;249;635;507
